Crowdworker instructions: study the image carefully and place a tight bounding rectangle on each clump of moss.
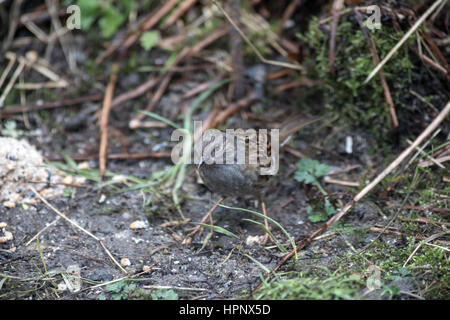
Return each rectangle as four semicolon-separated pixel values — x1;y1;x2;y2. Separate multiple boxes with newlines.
255;269;364;300
355;239;450;299
297;16;415;144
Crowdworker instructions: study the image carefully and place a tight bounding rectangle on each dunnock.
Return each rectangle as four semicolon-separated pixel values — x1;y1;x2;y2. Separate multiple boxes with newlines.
186;115;321;242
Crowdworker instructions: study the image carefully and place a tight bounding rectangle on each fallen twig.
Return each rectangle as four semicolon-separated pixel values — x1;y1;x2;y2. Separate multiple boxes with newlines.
329;0;345;75
99;64;119;178
402;205;450;215
163;0;197;27
399;217;450;227
324;177;359;187
0;53;16;89
209;91;259;129
0;94;103;115
354;9;398;128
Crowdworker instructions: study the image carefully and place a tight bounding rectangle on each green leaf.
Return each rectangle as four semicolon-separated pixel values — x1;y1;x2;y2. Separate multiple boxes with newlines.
294;158;330;184
308;213;326;223
76;0;100;30
151;289;179;300
195;223;239;239
139;111;181;129
105;281;125;293
99;6;125;39
140;31;160;51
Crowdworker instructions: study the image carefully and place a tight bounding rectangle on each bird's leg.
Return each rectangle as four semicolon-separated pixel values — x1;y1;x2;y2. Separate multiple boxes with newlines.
183;196;225;243
261;200;270;244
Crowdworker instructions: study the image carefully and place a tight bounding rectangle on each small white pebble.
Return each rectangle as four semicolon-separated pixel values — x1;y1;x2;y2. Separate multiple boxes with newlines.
11;193;23;202
63;176;74;185
345;136;353;154
129;220;147;230
39;188;53;197
129;119;140;129
142;265;151;273
0;231;14;243
98;194;106;204
74;177;86;185
3;201;15;208
245;235;265;246
120;258;131;267
78;162;90;170
0;222;7;229
112;175;127;184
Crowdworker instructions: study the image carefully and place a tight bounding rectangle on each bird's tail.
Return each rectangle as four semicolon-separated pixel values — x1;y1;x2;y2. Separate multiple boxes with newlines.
279;115;322;144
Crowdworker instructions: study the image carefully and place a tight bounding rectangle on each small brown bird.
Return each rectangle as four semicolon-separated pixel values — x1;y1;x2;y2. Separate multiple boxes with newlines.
185;115;321;242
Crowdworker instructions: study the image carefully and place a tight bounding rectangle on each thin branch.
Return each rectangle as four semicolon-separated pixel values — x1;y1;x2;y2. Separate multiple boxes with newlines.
99;64;119;178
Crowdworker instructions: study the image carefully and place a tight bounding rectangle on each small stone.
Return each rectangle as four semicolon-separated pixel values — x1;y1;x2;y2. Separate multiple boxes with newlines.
112;175;127;184
39;188;54;197
11;193;23;202
129;220;147;230
245;235;265;246
26;198;37;205
74;177;86;184
57;283;67;291
0;222;7;229
63;176;74;185
78;162;90;170
26;50;38;62
129;119;140;129
142;265;151;273
98;194;106;204
120;258;131;267
3;201;15;208
0;231;13;243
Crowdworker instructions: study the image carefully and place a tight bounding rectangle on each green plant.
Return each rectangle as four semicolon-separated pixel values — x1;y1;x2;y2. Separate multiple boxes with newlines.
75;0;133;38
1;121;24;138
99;280;137;300
294;158;337;222
140;31;160;51
296;17;415;145
256;270;364;300
151;289;179;300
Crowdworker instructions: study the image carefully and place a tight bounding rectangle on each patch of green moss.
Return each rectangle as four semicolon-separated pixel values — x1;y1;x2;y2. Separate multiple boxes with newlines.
297;17;415;145
353;239;450;299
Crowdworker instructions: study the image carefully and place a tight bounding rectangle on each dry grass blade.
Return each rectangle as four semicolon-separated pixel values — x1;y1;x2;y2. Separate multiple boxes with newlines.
99;64;119;178
0;53;16;89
